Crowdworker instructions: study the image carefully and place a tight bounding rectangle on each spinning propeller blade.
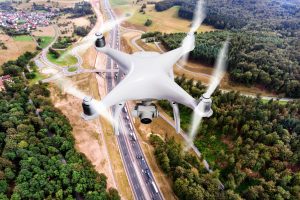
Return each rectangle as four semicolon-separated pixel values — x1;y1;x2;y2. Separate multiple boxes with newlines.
186;39;229;149
204;39;229;98
189;0;206;34
181;0;206;64
52;73;115;124
62;14;131;57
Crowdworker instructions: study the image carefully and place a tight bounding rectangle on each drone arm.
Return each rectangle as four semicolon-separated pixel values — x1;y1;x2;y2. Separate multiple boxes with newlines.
113;102;125;135
170;102;181;133
100;78;132;108
116;69;124;84
160;33;195;68
96;47;133;72
163;77;197;110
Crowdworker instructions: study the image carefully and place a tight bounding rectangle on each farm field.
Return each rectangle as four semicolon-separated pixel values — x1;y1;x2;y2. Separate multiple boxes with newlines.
112;1;215;33
13;35;33;41
32;26;56;37
0;34;36;65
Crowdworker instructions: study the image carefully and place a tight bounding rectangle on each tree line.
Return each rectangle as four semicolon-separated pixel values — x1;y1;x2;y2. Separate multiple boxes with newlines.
142;31;300;98
155;0;299;36
0;52;120;199
62;1;94;18
156;75;300;200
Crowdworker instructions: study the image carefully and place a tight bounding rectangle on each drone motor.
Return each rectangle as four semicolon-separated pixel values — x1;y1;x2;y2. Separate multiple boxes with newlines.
95;33;106;48
198;94;213;117
81;96;98;120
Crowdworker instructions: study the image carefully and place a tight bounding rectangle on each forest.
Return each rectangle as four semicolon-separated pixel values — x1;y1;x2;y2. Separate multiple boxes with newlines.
149;134;224;199
155;0;300;35
62;1;94;18
154;75;300;200
0;53;120;199
152;0;300;98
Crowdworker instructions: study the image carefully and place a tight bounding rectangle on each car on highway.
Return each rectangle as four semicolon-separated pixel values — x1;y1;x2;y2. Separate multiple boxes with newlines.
151;181;159;194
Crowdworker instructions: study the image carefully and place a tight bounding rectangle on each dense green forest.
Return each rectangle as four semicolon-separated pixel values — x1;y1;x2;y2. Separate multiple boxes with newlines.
154;76;300;199
62;1;94;18
142;31;300;97
0;53;120;199
152;0;300;98
155;0;300;35
149;134;225;199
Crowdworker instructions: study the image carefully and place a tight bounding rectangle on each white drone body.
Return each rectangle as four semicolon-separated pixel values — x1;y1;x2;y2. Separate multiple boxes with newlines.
82;32;223;135
80;0;229;140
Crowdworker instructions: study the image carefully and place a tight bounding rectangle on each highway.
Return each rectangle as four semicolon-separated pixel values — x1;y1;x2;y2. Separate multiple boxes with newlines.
102;0;163;199
33;2;163;198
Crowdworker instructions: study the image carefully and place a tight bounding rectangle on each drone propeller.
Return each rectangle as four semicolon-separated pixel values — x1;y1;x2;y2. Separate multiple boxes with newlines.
189;0;206;34
52;73;115;124
60;14;131;59
181;0;206;64
186;39;229;149
205;40;229;98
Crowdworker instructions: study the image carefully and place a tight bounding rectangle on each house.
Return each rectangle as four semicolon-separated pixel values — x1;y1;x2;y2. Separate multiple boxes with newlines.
0;75;12;91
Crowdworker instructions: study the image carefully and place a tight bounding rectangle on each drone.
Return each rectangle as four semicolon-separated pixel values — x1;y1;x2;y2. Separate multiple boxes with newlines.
69;0;229;144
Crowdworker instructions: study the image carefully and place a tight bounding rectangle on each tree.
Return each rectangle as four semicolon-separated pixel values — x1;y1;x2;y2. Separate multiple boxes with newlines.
144;19;153;26
0;180;8;193
108;188;120;200
49;48;60;59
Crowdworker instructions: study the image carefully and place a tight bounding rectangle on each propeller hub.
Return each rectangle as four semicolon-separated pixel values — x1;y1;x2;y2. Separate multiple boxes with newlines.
95;32;103;38
83;96;93;104
195;96;213;118
202;93;211;99
82;96;98;120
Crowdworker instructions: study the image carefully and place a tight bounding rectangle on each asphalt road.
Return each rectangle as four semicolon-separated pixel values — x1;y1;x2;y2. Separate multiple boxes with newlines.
102;0;163;199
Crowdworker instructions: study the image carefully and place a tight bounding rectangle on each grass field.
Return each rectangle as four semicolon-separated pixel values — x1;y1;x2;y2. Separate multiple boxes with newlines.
0;34;36;65
110;0;130;6
261;98;288;105
47;50;78;67
37;36;54;48
68;66;78;72
115;4;215;33
13;35;33;42
29;72;47;85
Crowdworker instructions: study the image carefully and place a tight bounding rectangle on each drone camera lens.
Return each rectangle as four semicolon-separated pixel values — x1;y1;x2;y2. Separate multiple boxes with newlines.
141;118;152;124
